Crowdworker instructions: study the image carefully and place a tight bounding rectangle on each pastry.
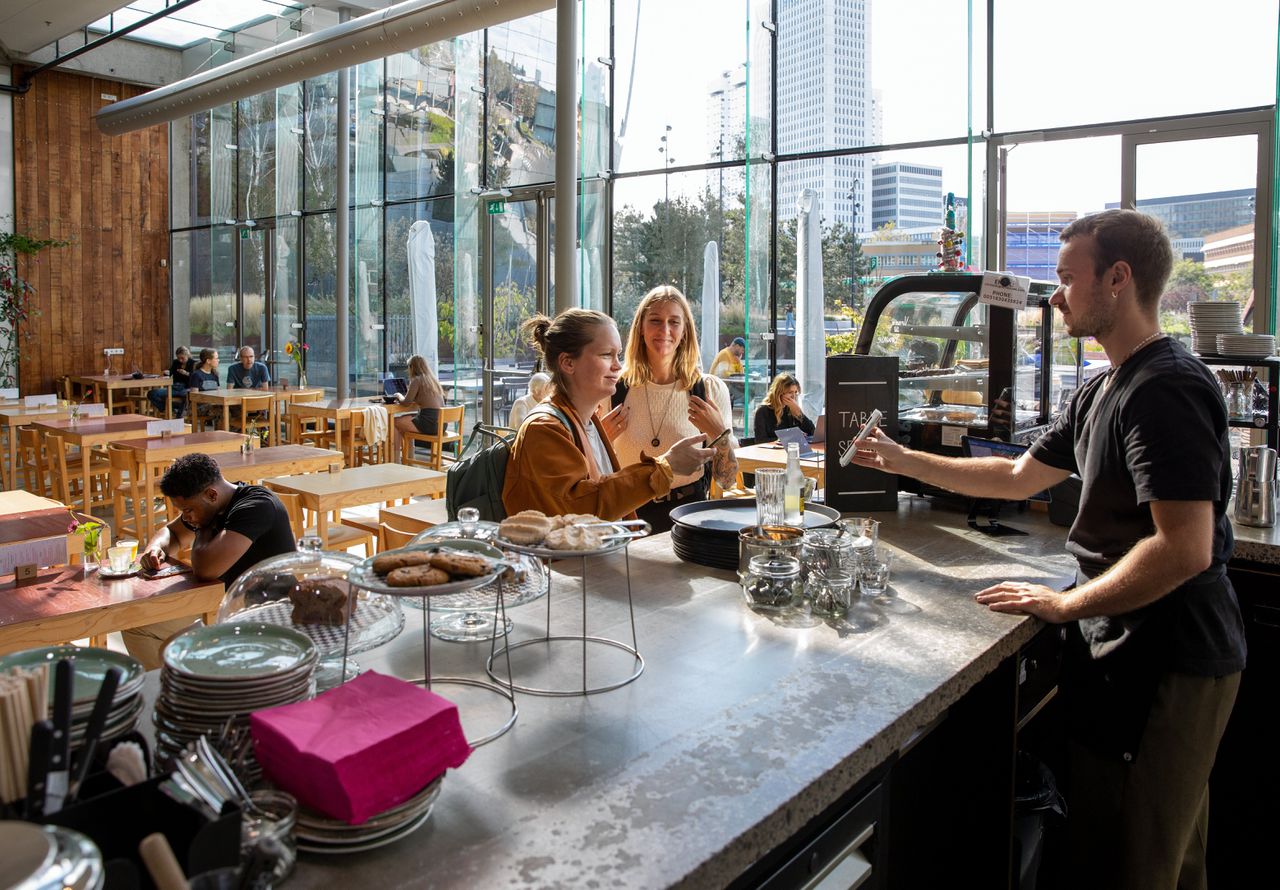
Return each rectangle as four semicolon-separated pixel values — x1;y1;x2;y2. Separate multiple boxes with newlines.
545;525;606;551
498;512;554;545
386;565;450;587
428;552;493;578
372;550;434;575
289;577;356;626
552;513;602;530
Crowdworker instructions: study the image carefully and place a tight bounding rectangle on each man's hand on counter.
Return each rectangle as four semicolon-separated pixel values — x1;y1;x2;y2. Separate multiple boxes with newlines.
974;581;1077;623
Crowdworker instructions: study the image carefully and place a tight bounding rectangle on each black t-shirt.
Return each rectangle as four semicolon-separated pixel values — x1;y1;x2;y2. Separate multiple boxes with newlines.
211;484;296;587
1028;337;1246;676
752;404;816;442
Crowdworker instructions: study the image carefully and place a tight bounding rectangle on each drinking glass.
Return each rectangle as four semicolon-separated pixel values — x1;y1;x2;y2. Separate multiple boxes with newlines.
107;545;132;574
809;571;855;619
843;517;880;571
860;550;893;598
755;469;787;527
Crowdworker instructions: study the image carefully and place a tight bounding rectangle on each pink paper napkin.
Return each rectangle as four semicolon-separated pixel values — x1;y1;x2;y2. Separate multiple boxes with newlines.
251;671;472;824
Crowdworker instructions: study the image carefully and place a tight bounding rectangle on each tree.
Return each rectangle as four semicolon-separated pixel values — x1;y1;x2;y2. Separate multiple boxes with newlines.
1163;259;1214;313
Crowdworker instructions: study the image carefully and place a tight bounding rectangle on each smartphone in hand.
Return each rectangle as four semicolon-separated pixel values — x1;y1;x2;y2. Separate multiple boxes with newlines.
839;409;883;467
140;563;190;580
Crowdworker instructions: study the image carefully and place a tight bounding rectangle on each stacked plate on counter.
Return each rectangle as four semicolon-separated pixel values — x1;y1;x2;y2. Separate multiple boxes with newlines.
1215;333;1276;359
1189;301;1244;354
295;775;444;854
668;499;841;571
153;623;317;772
0;646;146;748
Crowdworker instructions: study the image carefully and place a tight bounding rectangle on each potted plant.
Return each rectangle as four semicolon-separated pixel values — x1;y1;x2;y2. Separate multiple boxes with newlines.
0;225;69;390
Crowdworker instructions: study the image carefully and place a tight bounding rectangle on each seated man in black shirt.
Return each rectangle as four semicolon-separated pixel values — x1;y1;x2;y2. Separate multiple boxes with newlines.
124;453;296;667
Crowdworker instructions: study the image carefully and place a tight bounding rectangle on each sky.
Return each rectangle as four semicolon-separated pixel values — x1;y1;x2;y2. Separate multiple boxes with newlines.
610;0;1277;222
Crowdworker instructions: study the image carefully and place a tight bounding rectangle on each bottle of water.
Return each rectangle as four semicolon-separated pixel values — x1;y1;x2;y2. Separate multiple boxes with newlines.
784;442;805;525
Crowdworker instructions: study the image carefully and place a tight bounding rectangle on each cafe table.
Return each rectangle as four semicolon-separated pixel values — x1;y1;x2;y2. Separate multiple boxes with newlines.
66;373;172;418
117;432;247;540
212;445;344;485
30;415;191;514
378;498;450;535
734;441;827;486
0;401;71;490
188;384;326;440
0;490;65;517
284;398;416;466
0;564;223;656
263;463;445;547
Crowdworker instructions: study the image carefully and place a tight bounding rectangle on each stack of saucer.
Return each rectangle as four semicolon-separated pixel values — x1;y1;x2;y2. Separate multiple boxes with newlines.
0;646;147;748
295;776;444;854
1216;333;1276;359
153;623;317;772
1189;301;1243;354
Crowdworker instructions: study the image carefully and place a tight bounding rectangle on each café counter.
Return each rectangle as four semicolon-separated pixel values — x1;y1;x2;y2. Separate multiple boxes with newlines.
282;497;1075;889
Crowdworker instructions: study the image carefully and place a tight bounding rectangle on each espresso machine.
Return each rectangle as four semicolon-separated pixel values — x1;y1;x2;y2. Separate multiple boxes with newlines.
1235;445;1277;528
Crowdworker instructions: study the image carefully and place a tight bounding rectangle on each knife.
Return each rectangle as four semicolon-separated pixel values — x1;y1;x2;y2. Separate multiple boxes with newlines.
67;666;121;805
45;658;74;814
25;719;54;819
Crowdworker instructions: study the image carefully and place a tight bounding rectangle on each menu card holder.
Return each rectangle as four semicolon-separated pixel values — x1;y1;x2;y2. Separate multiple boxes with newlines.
24;393;57;407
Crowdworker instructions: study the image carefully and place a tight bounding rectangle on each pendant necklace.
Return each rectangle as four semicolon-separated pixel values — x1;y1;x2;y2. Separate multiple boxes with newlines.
644;382;677;448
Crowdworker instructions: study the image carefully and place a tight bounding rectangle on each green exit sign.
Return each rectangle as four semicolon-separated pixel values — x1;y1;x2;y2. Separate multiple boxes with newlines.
486;199;506;215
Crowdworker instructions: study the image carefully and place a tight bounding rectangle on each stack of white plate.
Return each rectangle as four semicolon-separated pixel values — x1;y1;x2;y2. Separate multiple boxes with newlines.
295;775;445;854
1216;333;1276;359
1189;301;1244;354
153;623;317;772
0;646;146;748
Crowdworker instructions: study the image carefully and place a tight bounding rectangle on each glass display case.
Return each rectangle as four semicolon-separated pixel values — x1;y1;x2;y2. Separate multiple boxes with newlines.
854;273;1077;452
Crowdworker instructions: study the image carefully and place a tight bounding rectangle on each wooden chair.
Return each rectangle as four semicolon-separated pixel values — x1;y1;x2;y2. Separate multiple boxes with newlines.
400;405;465;474
107;444;166;541
378;522;417;551
349;409;391;467
44;432;111;508
274;491;375;556
229;393;278;446
18;426;49;496
287;391;326;446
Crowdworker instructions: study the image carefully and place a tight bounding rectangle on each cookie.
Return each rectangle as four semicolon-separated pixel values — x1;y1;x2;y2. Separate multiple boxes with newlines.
551;513;602;530
545;525;606;551
429;552;493;578
498;513;553;545
372;550;435;575
386;565;450;587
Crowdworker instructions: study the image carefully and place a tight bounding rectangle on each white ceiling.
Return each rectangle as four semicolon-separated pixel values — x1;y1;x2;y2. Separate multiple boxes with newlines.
0;0;125;55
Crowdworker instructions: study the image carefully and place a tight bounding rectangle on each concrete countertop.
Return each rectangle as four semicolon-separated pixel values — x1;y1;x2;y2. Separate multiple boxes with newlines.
284;497;1074;888
1230;514;1280;567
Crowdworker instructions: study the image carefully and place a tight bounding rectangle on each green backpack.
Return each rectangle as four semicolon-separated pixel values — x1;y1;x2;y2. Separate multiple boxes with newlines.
445;405;571;522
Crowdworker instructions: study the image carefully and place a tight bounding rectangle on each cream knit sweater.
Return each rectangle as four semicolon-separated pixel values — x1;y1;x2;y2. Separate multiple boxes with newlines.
611;376;735;487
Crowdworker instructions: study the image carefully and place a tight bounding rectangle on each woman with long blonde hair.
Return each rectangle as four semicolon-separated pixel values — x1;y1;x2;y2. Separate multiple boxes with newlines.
602;285;738;530
393;354;446;461
754;373;816;443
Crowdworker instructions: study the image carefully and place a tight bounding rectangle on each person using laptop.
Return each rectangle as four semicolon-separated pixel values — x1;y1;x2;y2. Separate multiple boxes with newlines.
754;373;815;442
392;354;445;462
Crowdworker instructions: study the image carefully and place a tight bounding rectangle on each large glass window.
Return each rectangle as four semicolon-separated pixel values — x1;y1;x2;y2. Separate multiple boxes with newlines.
486;11;558;188
303;73;338;211
385;45;458;201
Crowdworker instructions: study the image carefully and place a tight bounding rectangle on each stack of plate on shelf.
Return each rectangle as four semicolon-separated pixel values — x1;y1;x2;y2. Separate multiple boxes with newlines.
668;499;841;571
1215;333;1276;359
295;775;444;854
1189;301;1244;354
0;646;146;747
153;623;317;773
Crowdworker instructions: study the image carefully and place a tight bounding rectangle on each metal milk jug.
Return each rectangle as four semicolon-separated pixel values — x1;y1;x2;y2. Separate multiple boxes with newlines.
1234;446;1277;528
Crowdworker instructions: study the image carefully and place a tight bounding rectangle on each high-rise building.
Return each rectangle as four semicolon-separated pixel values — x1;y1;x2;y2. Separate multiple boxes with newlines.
706;65;748;202
774;0;872;228
870;162;943;231
1105;188;1255;239
1003;211;1077;282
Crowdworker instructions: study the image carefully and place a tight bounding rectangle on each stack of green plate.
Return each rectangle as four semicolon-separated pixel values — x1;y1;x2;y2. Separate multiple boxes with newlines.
0;645;145;748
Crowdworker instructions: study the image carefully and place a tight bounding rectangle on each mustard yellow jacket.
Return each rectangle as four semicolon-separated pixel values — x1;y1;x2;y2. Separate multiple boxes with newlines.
501;394;672;521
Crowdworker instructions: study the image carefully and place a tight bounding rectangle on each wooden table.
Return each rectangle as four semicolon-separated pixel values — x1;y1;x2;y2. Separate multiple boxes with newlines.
264;464;445;546
284;398;415;465
30;415;189;513
378;498;450;535
0;490;65;516
67;373;172;418
0;402;71;490
0;565;223;656
212;445;343;484
188;385;325;439
734;442;827;486
117;432;248;540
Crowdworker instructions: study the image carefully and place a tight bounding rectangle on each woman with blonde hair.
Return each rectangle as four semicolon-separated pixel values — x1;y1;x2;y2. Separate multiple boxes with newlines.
502;309;712;520
753;373;816;443
393;354;446;461
602;285;738;531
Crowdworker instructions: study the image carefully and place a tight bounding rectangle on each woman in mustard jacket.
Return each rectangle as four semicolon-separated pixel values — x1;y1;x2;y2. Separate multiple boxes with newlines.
502;309;712;521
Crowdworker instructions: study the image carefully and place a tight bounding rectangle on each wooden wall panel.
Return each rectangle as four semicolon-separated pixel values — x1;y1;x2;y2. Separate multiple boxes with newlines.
12;69;170;395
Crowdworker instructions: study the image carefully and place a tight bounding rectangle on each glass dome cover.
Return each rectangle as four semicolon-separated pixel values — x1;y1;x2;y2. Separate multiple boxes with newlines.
216;538;405;658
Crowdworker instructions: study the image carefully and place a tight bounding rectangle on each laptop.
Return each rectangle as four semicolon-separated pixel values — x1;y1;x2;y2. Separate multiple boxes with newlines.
774;425;816;457
382;377;408;403
812;414;826;444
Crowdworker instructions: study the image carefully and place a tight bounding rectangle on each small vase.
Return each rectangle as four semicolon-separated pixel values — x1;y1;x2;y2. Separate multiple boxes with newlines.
69;405;81;424
83;543;101;574
298;370;307;388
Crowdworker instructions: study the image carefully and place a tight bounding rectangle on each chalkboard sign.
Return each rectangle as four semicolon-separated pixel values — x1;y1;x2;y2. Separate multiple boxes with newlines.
824;355;899;512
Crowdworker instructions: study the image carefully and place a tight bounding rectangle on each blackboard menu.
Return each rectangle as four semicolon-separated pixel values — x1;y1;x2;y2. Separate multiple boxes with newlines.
824;355;899;512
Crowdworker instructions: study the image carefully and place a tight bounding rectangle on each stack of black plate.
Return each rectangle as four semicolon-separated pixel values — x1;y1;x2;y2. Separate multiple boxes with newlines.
668;499;841;571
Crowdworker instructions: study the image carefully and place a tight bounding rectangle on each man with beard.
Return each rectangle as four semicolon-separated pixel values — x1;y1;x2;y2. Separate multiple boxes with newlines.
850;209;1244;889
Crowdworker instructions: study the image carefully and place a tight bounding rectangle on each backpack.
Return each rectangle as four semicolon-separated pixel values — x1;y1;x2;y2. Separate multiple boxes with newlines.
445;405;572;522
611;376;706;409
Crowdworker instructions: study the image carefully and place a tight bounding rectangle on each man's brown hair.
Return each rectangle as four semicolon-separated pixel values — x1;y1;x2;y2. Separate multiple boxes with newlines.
1059;209;1174;310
